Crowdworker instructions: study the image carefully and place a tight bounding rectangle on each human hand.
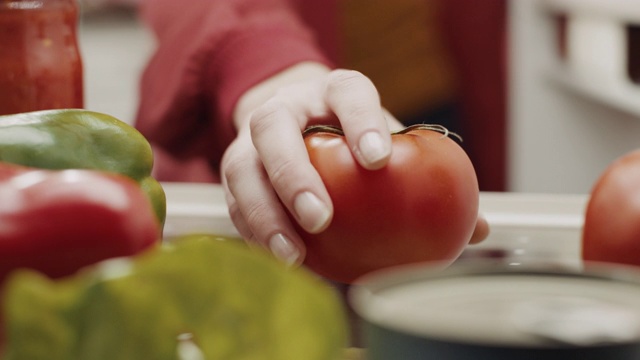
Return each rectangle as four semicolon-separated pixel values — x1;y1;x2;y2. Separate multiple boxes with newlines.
221;63;488;266
221;63;399;265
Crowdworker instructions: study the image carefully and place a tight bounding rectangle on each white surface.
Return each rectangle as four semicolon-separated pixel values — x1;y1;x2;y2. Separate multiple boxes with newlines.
471;192;586;265
508;0;640;194
162;183;587;265
542;0;640;22
162;182;239;240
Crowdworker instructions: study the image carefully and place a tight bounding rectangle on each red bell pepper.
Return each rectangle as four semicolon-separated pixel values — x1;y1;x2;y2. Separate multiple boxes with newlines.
0;163;161;284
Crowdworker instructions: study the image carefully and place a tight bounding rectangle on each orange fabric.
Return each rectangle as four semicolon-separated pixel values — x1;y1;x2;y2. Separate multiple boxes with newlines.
338;0;458;120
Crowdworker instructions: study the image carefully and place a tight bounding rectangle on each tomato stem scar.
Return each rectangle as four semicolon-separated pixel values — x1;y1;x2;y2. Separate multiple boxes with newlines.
303;124;463;142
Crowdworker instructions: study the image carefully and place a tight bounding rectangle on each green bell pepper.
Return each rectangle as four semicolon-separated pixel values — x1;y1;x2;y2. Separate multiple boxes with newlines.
0;109;166;225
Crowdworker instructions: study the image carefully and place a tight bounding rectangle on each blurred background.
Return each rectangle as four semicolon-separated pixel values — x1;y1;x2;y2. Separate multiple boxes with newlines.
79;2;151;126
78;0;640;195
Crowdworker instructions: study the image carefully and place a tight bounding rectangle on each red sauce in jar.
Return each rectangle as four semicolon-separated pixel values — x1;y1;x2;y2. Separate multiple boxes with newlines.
0;0;83;115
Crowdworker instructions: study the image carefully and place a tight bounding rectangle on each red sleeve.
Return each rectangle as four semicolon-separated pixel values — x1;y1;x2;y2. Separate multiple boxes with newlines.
135;0;332;182
440;0;507;191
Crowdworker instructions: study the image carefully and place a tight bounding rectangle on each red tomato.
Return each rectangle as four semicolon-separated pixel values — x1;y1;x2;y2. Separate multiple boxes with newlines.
296;125;480;284
582;149;640;266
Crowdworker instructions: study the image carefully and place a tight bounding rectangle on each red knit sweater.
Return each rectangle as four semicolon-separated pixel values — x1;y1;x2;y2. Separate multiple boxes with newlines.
135;0;507;191
135;0;334;182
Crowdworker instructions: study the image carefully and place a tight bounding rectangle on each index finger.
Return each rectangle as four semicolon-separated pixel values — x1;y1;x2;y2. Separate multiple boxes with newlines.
323;70;393;170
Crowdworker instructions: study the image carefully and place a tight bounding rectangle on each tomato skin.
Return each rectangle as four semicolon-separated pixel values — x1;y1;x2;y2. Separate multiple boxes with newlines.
582;150;640;266
297;126;480;284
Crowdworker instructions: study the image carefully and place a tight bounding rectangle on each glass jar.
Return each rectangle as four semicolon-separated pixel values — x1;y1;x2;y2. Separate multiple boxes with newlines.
0;0;83;115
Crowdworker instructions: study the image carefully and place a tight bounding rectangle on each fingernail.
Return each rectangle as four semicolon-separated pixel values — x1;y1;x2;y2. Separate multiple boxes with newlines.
269;233;301;266
294;191;331;233
357;131;390;168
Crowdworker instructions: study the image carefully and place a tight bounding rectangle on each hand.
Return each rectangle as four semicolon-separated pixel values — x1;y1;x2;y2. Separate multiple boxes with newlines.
221;63;398;265
469;214;490;245
221;62;489;266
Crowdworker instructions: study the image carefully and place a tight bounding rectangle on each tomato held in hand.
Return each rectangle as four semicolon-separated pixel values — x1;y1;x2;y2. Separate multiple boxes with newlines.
296;125;480;284
582;149;640;267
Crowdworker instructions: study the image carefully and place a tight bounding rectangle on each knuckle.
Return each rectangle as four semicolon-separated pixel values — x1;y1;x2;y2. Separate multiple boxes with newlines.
228;204;253;240
220;140;240;170
326;69;368;92
227;202;243;230
242;200;276;235
223;154;259;190
249;100;287;134
341;102;373;123
267;157;300;191
222;157;243;186
226;195;239;217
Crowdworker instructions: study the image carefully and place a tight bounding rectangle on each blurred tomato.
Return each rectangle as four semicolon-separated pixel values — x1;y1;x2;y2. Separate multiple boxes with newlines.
583;150;640;266
0;163;161;284
296;125;480;284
